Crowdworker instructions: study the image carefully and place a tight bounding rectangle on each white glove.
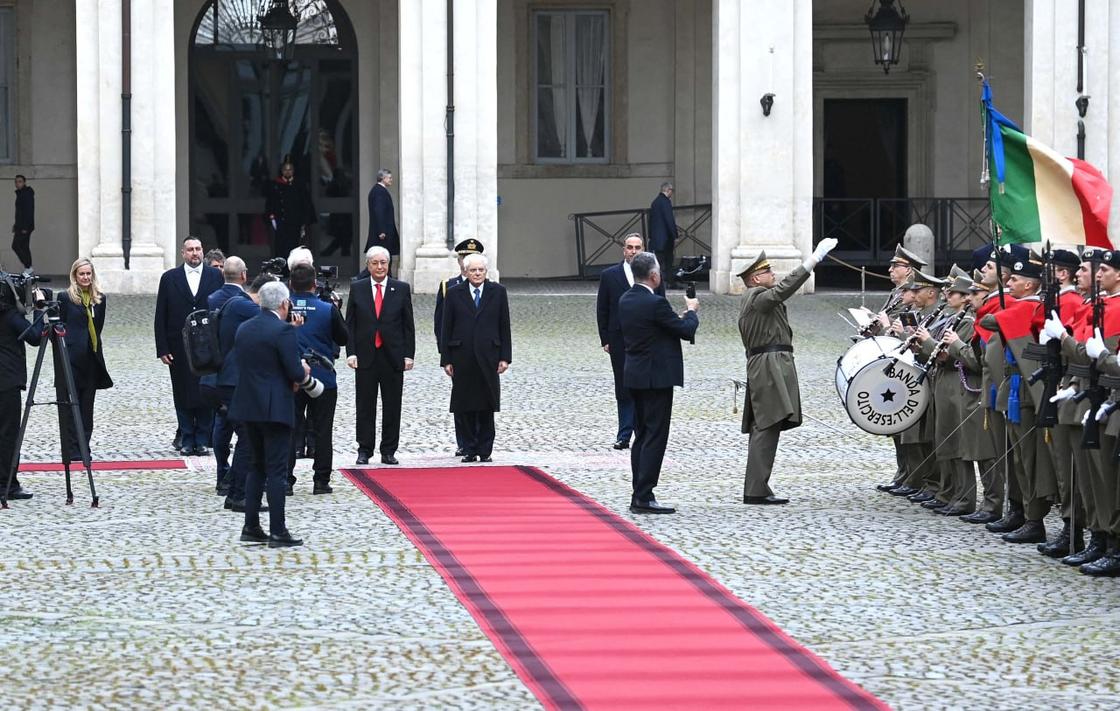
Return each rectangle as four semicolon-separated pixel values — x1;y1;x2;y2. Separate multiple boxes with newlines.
813;237;838;262
1097;402;1114;423
1049;386;1076;404
1038;329;1052;345
1041;311;1065;341
1082;410;1092;426
1085;328;1108;360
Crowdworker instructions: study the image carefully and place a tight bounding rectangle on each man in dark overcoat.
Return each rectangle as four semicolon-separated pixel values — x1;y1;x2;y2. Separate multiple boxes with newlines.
440;253;512;462
366;168;400;271
154;236;223;455
618;252;699;514
345;245;415;465
434;238;484;456
596;233;665;450
647;182;677;286
737;238;836;505
265;161;315;259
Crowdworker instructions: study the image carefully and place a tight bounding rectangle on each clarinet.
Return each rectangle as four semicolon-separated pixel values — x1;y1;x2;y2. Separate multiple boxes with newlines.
916;303;974;384
859;289;904;338
883;302;947;375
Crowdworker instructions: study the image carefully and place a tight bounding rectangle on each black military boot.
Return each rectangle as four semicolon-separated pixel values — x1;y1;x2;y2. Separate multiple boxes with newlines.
1081;536;1120;577
986;502;1025;533
1002;519;1046;543
1038;519;1083;558
1063;530;1107;566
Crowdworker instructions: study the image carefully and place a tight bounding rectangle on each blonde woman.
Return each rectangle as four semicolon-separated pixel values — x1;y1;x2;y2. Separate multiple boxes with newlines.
55;258;113;460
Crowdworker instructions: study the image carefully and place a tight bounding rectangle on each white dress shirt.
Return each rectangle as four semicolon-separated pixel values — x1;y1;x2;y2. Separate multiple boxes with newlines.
184;263;203;296
623;261;635;287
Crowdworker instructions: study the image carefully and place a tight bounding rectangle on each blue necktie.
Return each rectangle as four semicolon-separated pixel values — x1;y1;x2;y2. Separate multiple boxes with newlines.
473;287;481;309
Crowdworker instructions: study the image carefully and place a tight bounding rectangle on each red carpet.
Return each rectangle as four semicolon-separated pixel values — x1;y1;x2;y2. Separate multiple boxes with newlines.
19;459;187;472
342;465;887;710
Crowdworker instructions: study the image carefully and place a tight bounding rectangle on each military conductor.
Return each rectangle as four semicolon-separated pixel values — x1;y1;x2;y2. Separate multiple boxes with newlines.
738;237;836;505
618;252;699;514
440;253;512;462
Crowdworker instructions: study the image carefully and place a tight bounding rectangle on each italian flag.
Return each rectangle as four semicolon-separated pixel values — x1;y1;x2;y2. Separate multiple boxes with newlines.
984;82;1113;248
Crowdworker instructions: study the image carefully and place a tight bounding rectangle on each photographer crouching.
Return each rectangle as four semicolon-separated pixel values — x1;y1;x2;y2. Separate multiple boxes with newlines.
0;273;44;500
229;281;311;547
286;262;347;494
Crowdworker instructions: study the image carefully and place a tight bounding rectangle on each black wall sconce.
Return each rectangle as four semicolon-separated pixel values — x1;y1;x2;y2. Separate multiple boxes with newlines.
760;93;775;117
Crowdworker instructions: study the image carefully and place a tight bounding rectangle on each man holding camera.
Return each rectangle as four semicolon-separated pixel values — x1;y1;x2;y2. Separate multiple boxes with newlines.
288;263;347;493
618;252;699;514
1;288;43;500
230;281;309;548
346;246;415;465
737;237;837;506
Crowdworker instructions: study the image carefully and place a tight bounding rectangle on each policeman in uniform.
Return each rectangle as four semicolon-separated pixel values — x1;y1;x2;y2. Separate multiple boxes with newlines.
434;239;484;456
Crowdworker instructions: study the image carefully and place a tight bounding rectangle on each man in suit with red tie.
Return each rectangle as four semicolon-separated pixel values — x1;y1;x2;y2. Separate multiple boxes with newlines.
596;233;664;450
154;236;223;456
346;246;415;465
618;252;699;514
440;253;512;462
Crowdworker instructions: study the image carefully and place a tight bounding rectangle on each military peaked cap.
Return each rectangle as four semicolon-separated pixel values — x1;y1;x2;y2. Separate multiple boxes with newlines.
890;244;927;269
455;238;484;255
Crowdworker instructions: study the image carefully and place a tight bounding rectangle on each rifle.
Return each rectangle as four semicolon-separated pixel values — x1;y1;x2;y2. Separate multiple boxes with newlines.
1077;264;1105;449
1023;245;1063;426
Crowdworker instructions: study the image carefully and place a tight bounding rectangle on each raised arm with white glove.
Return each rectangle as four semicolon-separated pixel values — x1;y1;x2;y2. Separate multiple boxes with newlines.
804;237;838;270
1085;328;1108;360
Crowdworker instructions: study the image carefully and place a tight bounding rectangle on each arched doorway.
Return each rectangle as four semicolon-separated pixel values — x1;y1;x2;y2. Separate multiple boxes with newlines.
189;0;359;274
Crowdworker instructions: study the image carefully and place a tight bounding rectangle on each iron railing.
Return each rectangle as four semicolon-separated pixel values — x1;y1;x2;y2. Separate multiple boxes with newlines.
570;203;712;278
814;197;993;269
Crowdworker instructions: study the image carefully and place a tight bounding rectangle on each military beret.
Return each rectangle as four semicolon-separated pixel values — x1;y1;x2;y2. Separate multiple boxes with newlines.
1081;246;1105;263
1047;249;1080;270
1100;250;1120;270
1010;252;1044;280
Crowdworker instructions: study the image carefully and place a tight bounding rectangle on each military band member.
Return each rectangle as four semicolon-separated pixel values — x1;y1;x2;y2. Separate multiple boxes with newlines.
434;238;484;456
737;237;837;505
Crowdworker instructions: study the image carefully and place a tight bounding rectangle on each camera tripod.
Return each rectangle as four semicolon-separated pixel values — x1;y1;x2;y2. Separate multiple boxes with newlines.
1;308;99;509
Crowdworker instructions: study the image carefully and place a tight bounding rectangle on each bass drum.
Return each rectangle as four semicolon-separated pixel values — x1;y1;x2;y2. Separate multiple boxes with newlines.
835;337;930;436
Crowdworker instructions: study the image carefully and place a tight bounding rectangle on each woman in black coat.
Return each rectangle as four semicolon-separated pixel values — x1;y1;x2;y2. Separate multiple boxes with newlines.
55;258;113;459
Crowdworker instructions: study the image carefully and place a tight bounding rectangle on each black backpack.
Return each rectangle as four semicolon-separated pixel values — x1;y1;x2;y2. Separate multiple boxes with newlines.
182;299;234;376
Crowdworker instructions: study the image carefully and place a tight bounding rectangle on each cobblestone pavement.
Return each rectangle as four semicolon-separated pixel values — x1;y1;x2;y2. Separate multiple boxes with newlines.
2;281;1119;710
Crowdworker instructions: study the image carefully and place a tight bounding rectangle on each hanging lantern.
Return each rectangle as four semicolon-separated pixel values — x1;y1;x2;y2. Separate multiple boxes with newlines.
258;0;299;60
865;0;909;74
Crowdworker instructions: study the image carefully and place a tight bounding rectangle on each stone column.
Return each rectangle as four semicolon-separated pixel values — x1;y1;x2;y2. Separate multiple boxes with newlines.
80;0;170;294
712;0;813;295
398;0;454;293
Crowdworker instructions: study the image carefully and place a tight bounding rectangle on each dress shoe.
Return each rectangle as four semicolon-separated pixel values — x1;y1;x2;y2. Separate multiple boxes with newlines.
180;447;195;457
909;491;936;503
285;483;294;496
630;500;676;514
293;447;307;459
239;524;268;543
380;454;400;465
305;446;316;459
937;506;972;517
612;439;630;450
743;495;789;505
4;487;33;500
461;455;478;463
1081;549;1120;577
227;498;268;513
355;451;370;465
960;510;1000;524
192;446;210;457
454;448;465;457
889;486;918;497
920;499;946;509
1038;520;1083;559
1002;520;1046;544
876;482;900;492
986;510;1025;533
216;484;230;497
268;529;304;548
312;483;333;495
1063;531;1107;566
223;496;242;510
172;432;182;451
479;456;493;463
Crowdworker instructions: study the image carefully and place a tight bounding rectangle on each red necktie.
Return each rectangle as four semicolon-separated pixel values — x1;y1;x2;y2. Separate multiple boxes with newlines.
374;282;383;349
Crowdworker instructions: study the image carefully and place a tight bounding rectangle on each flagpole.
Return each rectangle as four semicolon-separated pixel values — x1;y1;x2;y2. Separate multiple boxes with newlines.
1076;0;1089;161
978;62;1006;309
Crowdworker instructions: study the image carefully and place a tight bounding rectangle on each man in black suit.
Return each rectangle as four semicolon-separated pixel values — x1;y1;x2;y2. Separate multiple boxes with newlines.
434;238;485;456
265;161;315;259
154;236;223;456
346;245;415;465
366;169;400;273
596;233;665;450
440;253;512;462
229;281;308;548
618;252;699;514
648;182;678;287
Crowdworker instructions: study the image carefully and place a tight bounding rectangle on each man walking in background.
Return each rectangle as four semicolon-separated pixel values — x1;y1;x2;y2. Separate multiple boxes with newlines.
648;182;678;288
366;169;400;274
11;175;34;269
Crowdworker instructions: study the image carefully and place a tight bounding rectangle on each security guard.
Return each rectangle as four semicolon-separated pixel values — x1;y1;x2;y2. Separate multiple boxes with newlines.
434;238;485;456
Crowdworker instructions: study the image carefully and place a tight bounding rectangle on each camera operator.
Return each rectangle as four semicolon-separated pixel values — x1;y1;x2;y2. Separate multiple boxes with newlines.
0;284;43;500
55;259;113;461
229;281;310;548
287;263;347;494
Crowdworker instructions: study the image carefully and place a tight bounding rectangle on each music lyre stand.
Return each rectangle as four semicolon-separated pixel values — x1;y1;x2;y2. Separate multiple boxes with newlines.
1;305;99;509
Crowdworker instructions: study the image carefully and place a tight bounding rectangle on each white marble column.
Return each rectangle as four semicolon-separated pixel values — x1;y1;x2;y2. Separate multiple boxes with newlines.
712;0;813;294
80;0;172;294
